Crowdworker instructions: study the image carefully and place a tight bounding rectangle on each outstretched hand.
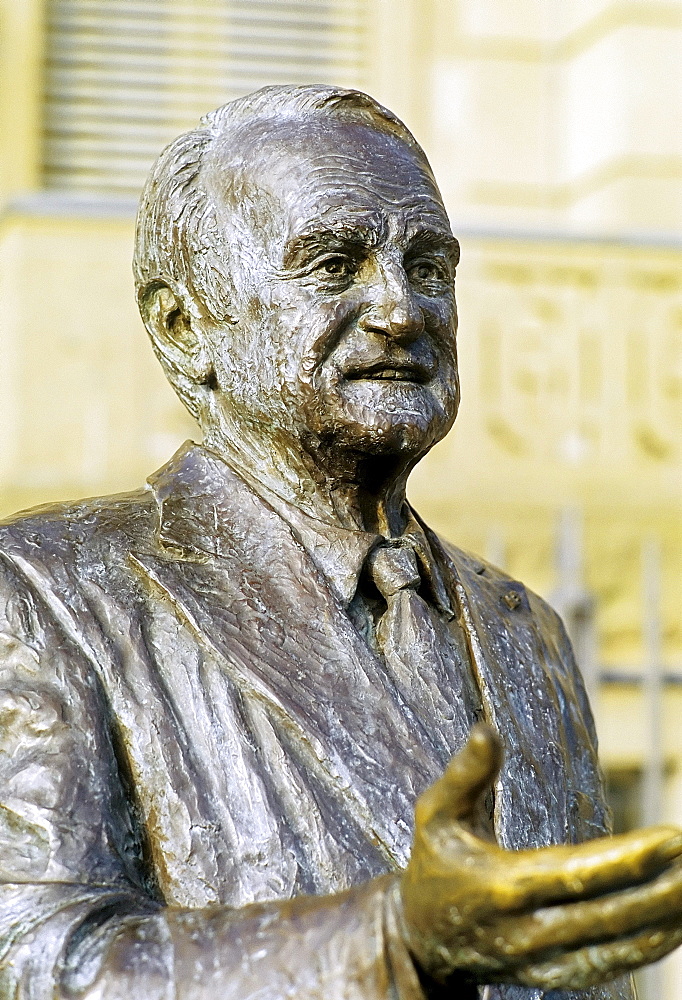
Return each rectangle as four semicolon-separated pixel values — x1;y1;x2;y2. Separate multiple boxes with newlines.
400;725;682;991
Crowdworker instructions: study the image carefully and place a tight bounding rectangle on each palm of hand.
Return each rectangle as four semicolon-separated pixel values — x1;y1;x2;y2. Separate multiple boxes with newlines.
400;727;682;991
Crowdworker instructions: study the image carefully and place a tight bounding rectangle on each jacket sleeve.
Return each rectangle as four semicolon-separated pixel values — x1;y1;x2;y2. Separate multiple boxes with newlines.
0;550;437;1000
0;548;159;996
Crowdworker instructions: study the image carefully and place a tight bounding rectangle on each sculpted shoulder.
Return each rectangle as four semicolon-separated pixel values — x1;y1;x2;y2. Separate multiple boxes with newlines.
0;485;158;576
432;533;519;593
435;534;571;649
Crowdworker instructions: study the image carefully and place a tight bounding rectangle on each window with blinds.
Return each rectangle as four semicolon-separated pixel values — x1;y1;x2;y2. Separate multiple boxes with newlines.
42;0;368;198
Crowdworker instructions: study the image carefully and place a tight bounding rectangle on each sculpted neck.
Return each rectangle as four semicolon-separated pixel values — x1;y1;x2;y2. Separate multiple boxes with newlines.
202;420;414;538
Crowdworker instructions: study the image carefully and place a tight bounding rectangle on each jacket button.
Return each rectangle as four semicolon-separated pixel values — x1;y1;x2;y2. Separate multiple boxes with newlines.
503;589;522;610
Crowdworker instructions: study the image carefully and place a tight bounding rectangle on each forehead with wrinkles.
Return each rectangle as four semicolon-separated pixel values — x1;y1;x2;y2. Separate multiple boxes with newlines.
207;118;451;255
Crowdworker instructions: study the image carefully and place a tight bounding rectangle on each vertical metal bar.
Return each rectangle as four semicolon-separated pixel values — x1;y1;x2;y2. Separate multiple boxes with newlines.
557;506;582;590
552;506;599;709
640;536;665;1000
641;536;664;824
485;525;506;571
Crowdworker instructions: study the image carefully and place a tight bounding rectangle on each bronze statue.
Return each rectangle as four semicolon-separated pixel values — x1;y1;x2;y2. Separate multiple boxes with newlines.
1;85;681;1000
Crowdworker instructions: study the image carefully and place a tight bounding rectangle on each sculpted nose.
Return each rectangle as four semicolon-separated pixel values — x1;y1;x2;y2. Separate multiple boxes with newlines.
358;264;425;344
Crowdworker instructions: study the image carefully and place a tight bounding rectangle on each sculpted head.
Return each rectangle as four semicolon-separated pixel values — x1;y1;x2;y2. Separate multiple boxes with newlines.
134;85;460;483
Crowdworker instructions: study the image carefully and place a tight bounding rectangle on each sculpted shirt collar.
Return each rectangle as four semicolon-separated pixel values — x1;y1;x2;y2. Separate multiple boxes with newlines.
151;441;453;617
253;476;453;617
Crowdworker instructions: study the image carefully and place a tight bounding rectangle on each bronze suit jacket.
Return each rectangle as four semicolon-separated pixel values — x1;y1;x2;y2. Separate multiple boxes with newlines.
0;443;631;1000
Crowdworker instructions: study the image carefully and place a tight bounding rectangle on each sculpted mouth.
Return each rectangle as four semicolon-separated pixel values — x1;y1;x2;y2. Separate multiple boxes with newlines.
345;362;431;384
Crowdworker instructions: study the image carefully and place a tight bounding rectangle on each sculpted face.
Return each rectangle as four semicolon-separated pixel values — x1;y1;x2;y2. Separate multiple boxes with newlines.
203;118;460;469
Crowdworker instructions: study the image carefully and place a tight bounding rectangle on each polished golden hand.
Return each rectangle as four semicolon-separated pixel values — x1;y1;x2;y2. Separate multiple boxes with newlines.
401;726;682;991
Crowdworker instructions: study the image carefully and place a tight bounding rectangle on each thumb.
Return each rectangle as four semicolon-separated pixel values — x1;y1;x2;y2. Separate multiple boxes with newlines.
415;724;503;828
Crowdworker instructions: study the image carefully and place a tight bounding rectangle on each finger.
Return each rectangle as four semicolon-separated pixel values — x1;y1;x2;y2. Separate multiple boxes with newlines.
502;824;682;910
495;858;682;960
415;724;503;826
513;919;682;992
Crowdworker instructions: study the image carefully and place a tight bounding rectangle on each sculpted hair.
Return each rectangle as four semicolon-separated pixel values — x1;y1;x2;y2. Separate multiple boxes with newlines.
133;85;431;415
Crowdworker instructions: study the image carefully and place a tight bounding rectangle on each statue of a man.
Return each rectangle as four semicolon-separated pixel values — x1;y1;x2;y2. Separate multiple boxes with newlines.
1;85;681;1000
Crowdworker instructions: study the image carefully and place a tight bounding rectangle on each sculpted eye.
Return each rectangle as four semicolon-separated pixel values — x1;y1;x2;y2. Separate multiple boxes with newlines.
407;259;446;284
316;255;355;277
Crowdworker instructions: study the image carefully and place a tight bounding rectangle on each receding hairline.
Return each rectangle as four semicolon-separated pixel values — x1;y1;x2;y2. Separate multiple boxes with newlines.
199;84;426;153
201;112;439;207
212;108;429;158
195;86;437;213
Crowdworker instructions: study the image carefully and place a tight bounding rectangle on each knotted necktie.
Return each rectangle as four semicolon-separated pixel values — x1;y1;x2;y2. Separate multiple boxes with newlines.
367;543;424;651
364;541;482;773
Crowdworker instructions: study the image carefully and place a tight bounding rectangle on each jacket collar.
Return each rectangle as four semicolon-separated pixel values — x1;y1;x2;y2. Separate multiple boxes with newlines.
148;441;452;615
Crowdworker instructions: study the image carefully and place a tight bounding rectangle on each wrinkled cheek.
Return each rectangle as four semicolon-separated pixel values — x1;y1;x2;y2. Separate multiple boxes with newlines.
213;328;280;404
435;372;460;427
284;303;353;384
425;298;457;344
441;359;460;400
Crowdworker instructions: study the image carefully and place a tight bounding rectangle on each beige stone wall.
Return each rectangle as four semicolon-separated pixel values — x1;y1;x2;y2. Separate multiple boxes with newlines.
0;210;195;515
415;0;682;236
0;0;43;205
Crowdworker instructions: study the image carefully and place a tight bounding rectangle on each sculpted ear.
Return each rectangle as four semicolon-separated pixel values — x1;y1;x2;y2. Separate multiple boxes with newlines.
139;282;214;385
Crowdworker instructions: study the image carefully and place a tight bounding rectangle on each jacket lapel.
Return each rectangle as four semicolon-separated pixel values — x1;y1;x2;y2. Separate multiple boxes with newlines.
131;444;451;871
431;534;605;850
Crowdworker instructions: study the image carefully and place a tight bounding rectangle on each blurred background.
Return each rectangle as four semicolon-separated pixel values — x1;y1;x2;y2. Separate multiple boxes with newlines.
0;1;680;994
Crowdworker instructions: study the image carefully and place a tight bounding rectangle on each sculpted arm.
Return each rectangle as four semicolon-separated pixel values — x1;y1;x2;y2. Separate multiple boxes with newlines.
72;734;682;1000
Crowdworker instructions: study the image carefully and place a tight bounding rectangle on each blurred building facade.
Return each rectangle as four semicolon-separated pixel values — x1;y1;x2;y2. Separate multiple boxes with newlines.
0;1;681;993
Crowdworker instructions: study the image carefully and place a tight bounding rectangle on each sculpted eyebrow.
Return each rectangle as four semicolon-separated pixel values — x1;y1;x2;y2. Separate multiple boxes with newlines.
406;230;460;267
282;228;375;269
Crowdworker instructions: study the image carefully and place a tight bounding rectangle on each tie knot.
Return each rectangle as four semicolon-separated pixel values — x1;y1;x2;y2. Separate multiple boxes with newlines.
367;544;421;599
